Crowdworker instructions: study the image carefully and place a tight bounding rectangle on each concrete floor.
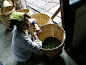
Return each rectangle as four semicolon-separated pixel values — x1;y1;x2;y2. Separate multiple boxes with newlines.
0;21;79;65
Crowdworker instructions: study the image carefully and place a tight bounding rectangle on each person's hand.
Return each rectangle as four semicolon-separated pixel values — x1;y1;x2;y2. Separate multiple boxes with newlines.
13;3;16;8
34;24;42;36
34;32;37;37
34;32;39;40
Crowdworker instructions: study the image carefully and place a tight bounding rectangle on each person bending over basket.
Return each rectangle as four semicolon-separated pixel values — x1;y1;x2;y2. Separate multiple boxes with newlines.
8;12;42;62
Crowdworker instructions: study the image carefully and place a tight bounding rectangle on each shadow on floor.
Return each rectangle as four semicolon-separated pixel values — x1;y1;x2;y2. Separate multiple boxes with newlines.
16;52;65;65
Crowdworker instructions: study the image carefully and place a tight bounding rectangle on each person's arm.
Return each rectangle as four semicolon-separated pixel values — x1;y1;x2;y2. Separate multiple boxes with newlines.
13;0;16;7
34;24;42;36
28;18;42;36
34;32;39;40
28;18;37;26
22;34;42;53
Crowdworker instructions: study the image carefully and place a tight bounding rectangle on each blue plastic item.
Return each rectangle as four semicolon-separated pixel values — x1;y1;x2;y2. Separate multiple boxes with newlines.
69;0;80;5
0;61;3;65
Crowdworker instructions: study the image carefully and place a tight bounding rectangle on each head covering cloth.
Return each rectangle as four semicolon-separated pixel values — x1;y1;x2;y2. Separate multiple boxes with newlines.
8;12;31;28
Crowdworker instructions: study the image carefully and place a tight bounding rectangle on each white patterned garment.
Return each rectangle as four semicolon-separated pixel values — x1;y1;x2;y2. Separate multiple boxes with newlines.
16;0;27;9
11;23;42;62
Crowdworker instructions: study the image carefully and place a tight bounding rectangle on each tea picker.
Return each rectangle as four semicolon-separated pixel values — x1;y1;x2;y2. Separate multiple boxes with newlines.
9;12;42;62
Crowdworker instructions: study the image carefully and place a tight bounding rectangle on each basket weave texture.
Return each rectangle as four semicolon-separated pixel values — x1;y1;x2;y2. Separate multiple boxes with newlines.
0;6;30;30
0;6;15;30
38;24;65;60
17;9;29;14
28;13;51;35
30;13;51;26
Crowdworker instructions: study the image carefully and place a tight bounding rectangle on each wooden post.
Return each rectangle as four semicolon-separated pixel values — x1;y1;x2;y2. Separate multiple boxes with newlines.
51;7;61;19
60;0;70;49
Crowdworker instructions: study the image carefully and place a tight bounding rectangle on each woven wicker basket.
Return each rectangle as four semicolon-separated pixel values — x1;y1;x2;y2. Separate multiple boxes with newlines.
30;13;51;26
17;9;29;14
28;13;51;35
38;24;65;60
0;6;15;30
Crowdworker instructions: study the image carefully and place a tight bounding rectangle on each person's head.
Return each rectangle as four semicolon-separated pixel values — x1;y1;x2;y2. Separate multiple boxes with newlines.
9;12;31;30
17;16;30;30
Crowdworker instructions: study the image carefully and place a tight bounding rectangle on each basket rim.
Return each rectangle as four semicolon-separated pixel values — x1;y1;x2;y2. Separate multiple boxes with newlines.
0;6;15;15
40;23;66;50
30;13;50;18
41;40;64;51
16;8;29;12
39;23;66;39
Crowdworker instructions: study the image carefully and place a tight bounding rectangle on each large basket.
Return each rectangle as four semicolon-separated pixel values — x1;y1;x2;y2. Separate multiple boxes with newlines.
28;13;51;35
0;6;15;30
38;24;66;60
30;13;51;26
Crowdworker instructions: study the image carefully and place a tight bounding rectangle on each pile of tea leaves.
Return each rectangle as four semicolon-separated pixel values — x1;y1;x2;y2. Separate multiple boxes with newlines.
42;37;61;49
